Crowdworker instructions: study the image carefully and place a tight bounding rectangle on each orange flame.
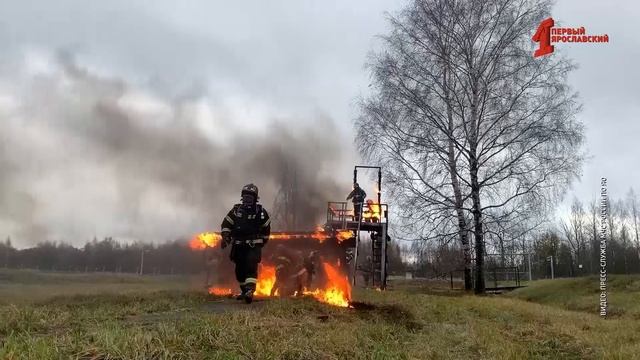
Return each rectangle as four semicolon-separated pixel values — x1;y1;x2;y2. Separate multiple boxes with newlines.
189;232;222;250
268;227;331;243
303;262;351;307
255;264;277;296
190;228;343;250
206;262;350;307
258;261;351;307
311;226;330;243
336;230;354;243
363;200;381;221
208;287;233;296
207;265;277;297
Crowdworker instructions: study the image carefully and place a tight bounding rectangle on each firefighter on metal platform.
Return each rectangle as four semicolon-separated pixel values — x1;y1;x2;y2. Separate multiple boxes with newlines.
346;183;367;221
221;183;271;304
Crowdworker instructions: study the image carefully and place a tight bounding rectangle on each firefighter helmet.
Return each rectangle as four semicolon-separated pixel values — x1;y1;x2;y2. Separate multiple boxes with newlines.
241;183;259;199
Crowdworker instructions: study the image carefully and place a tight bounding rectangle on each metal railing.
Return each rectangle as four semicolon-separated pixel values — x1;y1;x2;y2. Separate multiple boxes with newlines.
326;201;388;226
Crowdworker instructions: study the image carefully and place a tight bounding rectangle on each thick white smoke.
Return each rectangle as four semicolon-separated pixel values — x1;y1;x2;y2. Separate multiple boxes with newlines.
0;49;353;247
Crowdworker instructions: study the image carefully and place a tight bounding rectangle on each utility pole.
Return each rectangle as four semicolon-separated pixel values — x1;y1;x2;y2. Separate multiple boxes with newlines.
4;236;11;268
527;253;532;281
547;255;554;279
273;163;298;230
139;247;145;275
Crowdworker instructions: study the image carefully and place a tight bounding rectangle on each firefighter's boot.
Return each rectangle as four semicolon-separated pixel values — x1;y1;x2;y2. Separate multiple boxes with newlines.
236;284;247;301
244;288;254;304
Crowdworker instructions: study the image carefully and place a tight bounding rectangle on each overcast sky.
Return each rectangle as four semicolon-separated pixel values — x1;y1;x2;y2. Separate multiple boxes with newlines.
552;0;640;213
0;0;638;247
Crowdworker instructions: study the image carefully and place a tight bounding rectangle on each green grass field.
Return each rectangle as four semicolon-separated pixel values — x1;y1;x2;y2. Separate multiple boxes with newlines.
1;270;639;359
506;275;640;319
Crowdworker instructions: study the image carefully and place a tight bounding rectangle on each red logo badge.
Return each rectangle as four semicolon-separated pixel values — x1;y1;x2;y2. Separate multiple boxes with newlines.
532;17;555;57
532;17;609;58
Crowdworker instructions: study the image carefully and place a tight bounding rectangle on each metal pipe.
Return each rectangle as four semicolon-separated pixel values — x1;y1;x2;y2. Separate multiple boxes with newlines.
381;223;387;289
528;253;532;281
139;248;144;275
377;168;382;206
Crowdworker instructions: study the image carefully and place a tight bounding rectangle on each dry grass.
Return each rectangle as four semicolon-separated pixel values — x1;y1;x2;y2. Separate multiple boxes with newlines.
1;270;639;359
0;270;195;304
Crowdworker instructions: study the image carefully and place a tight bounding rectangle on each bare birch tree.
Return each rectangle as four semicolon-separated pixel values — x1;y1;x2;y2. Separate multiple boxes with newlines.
627;188;640;261
561;198;586;271
356;0;584;293
356;0;475;289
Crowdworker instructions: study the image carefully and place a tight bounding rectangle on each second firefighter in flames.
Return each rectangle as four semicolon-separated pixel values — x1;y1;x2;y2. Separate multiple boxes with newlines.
221;183;271;304
269;245;318;297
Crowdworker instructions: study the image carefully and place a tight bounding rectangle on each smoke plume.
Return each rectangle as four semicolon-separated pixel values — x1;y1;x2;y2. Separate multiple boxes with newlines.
0;50;351;246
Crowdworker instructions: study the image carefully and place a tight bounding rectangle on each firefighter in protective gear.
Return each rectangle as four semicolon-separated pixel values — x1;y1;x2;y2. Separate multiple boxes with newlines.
303;250;320;288
221;183;271;304
346;183;366;221
270;244;306;297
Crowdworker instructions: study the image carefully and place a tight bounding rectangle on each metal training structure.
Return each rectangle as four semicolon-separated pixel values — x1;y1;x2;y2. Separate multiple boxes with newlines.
325;166;390;289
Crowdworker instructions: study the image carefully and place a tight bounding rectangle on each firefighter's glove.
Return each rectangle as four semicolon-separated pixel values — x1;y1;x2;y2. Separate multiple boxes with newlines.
221;233;231;249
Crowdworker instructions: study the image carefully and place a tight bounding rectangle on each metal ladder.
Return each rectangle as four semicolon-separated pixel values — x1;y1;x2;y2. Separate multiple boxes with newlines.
370;224;387;289
371;233;383;287
352;202;364;286
352;203;388;289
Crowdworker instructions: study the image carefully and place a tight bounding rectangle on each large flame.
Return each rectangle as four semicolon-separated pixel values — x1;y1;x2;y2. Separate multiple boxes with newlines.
189;232;222;250
255;264;277;296
205;262;351;307
303;262;352;307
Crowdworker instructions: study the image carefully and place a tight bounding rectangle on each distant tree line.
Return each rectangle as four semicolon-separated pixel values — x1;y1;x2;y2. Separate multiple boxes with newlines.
0;236;409;276
356;239;407;276
556;189;640;276
406;188;640;280
0;237;203;275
